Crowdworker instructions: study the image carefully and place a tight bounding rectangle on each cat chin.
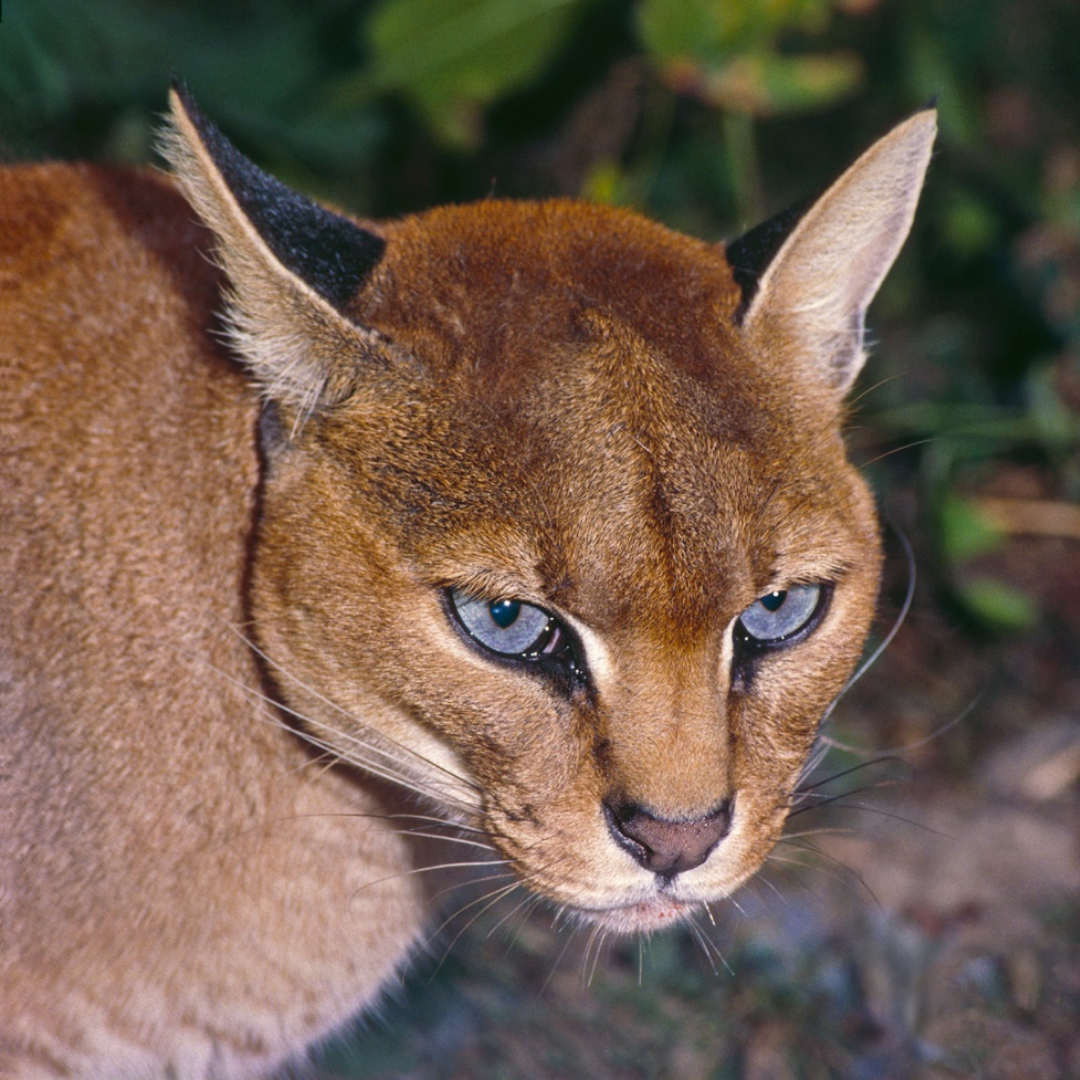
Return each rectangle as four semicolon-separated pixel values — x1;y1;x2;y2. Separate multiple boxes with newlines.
572;896;700;935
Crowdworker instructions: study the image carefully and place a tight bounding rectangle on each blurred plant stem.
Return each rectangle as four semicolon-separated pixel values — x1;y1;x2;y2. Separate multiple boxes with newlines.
722;109;764;226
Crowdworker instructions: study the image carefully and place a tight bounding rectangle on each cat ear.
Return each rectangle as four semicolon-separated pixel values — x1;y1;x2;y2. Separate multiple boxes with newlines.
160;83;387;419
728;108;936;394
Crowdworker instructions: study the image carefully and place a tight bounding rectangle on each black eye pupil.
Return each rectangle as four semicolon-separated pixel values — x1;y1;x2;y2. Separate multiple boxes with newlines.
489;599;521;629
760;590;787;612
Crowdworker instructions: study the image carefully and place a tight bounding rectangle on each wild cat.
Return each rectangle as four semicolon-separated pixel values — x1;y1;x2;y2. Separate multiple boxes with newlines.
0;86;934;1078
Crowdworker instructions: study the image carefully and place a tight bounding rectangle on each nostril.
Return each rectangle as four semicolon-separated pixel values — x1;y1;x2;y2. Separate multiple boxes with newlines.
603;798;732;878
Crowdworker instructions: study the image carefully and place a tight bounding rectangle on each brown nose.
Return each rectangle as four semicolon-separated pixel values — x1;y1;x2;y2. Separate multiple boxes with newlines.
603;798;732;878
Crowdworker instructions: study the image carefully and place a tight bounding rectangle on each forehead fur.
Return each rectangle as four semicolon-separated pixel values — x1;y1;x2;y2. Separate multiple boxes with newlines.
352;199;745;382
313;200;861;637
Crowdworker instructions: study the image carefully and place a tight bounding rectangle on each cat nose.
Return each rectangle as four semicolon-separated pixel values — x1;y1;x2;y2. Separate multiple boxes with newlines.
603;798;732;878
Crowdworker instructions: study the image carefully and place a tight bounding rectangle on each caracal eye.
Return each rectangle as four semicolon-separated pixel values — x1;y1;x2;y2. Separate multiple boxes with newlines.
737;583;823;644
449;589;557;657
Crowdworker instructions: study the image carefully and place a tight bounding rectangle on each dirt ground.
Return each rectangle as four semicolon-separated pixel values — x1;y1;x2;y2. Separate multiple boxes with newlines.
310;523;1080;1080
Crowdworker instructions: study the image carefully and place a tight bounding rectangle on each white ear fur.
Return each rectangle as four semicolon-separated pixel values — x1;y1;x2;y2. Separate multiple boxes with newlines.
159;86;385;421
741;109;936;393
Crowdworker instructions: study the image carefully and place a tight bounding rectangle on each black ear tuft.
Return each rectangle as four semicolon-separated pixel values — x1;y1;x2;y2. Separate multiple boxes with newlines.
725;195;814;325
171;84;385;311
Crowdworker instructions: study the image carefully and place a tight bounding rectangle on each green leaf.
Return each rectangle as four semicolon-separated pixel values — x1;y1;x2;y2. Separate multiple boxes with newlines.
956;578;1038;632
636;0;860;114
943;192;1000;257
582;161;629;206
360;0;584;147
939;493;1006;563
730;50;863;113
636;0;744;67
637;0;838;64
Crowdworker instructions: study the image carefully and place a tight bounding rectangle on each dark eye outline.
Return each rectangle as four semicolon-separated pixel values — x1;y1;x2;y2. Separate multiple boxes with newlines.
443;587;586;689
734;582;833;657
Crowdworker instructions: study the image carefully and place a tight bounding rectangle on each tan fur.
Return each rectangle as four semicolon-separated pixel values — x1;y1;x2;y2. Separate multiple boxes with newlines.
0;94;935;1079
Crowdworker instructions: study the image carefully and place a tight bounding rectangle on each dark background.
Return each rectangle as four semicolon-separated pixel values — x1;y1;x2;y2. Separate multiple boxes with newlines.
3;2;1078;1076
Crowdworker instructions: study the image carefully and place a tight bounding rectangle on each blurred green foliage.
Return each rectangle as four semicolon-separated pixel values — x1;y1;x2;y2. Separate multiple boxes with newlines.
350;0;585;147
1;0;1078;634
637;0;862;114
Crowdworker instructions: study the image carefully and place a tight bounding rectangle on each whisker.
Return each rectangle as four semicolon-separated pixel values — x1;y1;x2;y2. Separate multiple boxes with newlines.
348;860;512;901
391;829;498;853
154;629;480;814
426;869;519;909
380;812;488;836
822;696;981;758
486;892;540;944
768;837;882;909
794;754;906;796
782;825;858;840
583;924;609;987
228;624;483;800
746;869;788;905
428;880;525;976
846;373;898;411
788;781;905;818
685;918;720;977
691;915;735;977
276;713;478;815
538;923;580;996
858;436;937;469
791;797;952;837
242;807;496;854
248;643;477;789
434;879;522;937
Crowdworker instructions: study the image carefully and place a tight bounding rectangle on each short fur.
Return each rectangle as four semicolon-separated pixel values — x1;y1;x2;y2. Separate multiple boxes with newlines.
0;91;935;1079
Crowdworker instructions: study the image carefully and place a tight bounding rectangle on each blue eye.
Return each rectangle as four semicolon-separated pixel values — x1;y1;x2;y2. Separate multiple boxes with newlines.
449;589;561;658
738;584;824;644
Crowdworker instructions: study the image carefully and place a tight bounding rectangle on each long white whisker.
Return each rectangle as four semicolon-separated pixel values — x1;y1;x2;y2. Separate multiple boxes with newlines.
273;709;478;815
152;628;480;814
485;891;540;943
686;918;720;977
379;812;488;836
378;826;497;852
582;924;608;987
427;869;519;909
234;626;483;803
348;860;511;901
427;880;524;975
538;921;579;997
233;626;482;797
691;915;735;977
